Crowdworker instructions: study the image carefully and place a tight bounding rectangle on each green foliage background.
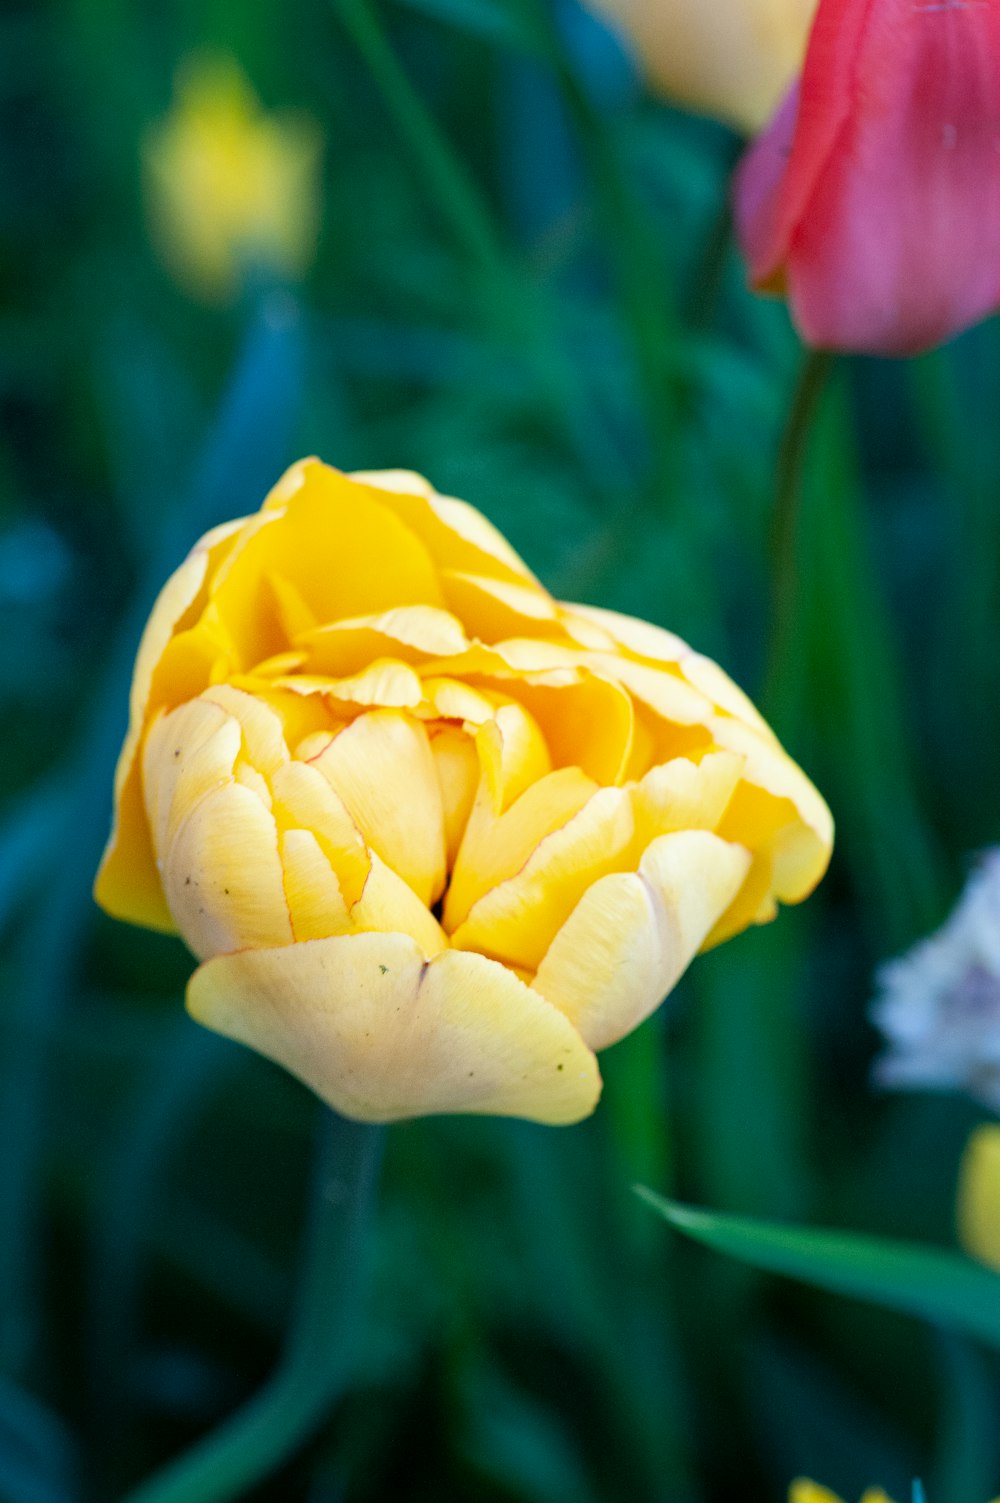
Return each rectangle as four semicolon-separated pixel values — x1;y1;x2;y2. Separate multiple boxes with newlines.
2;0;1000;1498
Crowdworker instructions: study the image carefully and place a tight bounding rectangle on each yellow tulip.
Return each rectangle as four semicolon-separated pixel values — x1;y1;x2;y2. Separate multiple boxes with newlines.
958;1124;1000;1272
790;1483;895;1503
590;0;818;134
95;460;832;1125
143;54;322;302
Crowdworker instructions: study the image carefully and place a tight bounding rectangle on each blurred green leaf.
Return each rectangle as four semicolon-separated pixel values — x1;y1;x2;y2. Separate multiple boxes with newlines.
638;1193;1000;1350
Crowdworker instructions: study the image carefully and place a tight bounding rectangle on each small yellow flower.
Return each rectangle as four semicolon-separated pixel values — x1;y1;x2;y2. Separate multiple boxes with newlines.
790;1482;895;1503
958;1125;1000;1271
143;54;322;302
589;0;818;134
95;460;832;1125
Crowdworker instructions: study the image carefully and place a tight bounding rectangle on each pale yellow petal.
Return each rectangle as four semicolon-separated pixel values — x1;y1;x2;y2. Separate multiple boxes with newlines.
957;1125;1000;1272
429;725;480;865
565;602;688;663
269;759;370;906
143;698;242;859
307;709;447;907
299;605;468;676
202;683;290;775
187;933;600;1124
451;787;635;971
531;830;751;1050
280;828;352;941
474;700;551;812
632;751;743;850
93;519;243;929
351;852;448;958
164;781;292;959
445;766;598;932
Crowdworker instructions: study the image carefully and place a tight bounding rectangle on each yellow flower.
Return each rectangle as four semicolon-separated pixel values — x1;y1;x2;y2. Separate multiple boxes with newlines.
95;460;832;1125
958;1124;1000;1271
590;0;818;134
790;1483;894;1503
143;54;322;302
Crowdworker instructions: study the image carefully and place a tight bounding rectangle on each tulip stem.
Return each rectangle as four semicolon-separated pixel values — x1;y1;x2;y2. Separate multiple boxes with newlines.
123;1111;384;1503
765;347;835;719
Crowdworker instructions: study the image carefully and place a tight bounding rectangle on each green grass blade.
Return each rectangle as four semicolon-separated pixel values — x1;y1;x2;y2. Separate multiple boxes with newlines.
637;1191;1000;1349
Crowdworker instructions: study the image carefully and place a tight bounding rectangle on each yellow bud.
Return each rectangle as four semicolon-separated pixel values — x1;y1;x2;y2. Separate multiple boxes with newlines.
589;0;819;134
958;1125;1000;1271
143;53;322;302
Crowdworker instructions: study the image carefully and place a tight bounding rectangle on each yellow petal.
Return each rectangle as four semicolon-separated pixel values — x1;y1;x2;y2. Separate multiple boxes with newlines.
429;725;480;865
299;605;468;676
269;759;370;906
789;1485;846;1503
353;470;539;586
142;697;242;859
307;709;447;907
440;570;558;642
202;683;290;775
280;828;352;941
444;766;598;932
474;700;551;813
632;751;743;850
93;519;243;930
565;602;688;663
531;830;751;1049
351;851;448;958
451;787;636;972
957;1125;1000;1272
207;462;445;669
266;660;425;710
187;933;600;1124
164;781;292;959
680;651;772;736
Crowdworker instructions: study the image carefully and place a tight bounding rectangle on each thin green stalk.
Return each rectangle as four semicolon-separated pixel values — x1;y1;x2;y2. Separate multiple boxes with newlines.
123;1113;384;1503
764;346;834;723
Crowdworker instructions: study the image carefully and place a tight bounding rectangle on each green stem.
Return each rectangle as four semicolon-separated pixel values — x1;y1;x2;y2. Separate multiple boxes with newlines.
763;347;834;726
123;1113;384;1503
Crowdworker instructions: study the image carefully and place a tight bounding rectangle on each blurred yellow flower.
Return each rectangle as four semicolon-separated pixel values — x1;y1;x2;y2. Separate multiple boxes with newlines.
790;1483;894;1503
958;1124;1000;1272
589;0;818;134
95;460;831;1125
143;54;322;302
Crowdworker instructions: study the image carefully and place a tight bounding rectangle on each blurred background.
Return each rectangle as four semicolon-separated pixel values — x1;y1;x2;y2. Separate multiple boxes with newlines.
3;0;1000;1498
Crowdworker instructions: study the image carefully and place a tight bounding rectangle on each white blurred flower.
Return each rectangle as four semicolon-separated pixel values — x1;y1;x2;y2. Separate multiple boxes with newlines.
872;850;1000;1112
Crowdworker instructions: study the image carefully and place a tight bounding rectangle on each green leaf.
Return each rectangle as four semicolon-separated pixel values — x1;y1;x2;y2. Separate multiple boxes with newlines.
637;1191;1000;1350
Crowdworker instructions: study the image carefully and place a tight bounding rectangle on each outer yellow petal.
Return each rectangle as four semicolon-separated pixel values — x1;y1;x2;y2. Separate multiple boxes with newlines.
94;520;244;929
163;781;292;959
451;787;636;971
187;934;601;1124
143;698;243;858
532;830;751;1050
957;1125;1000;1272
307;709;447;907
